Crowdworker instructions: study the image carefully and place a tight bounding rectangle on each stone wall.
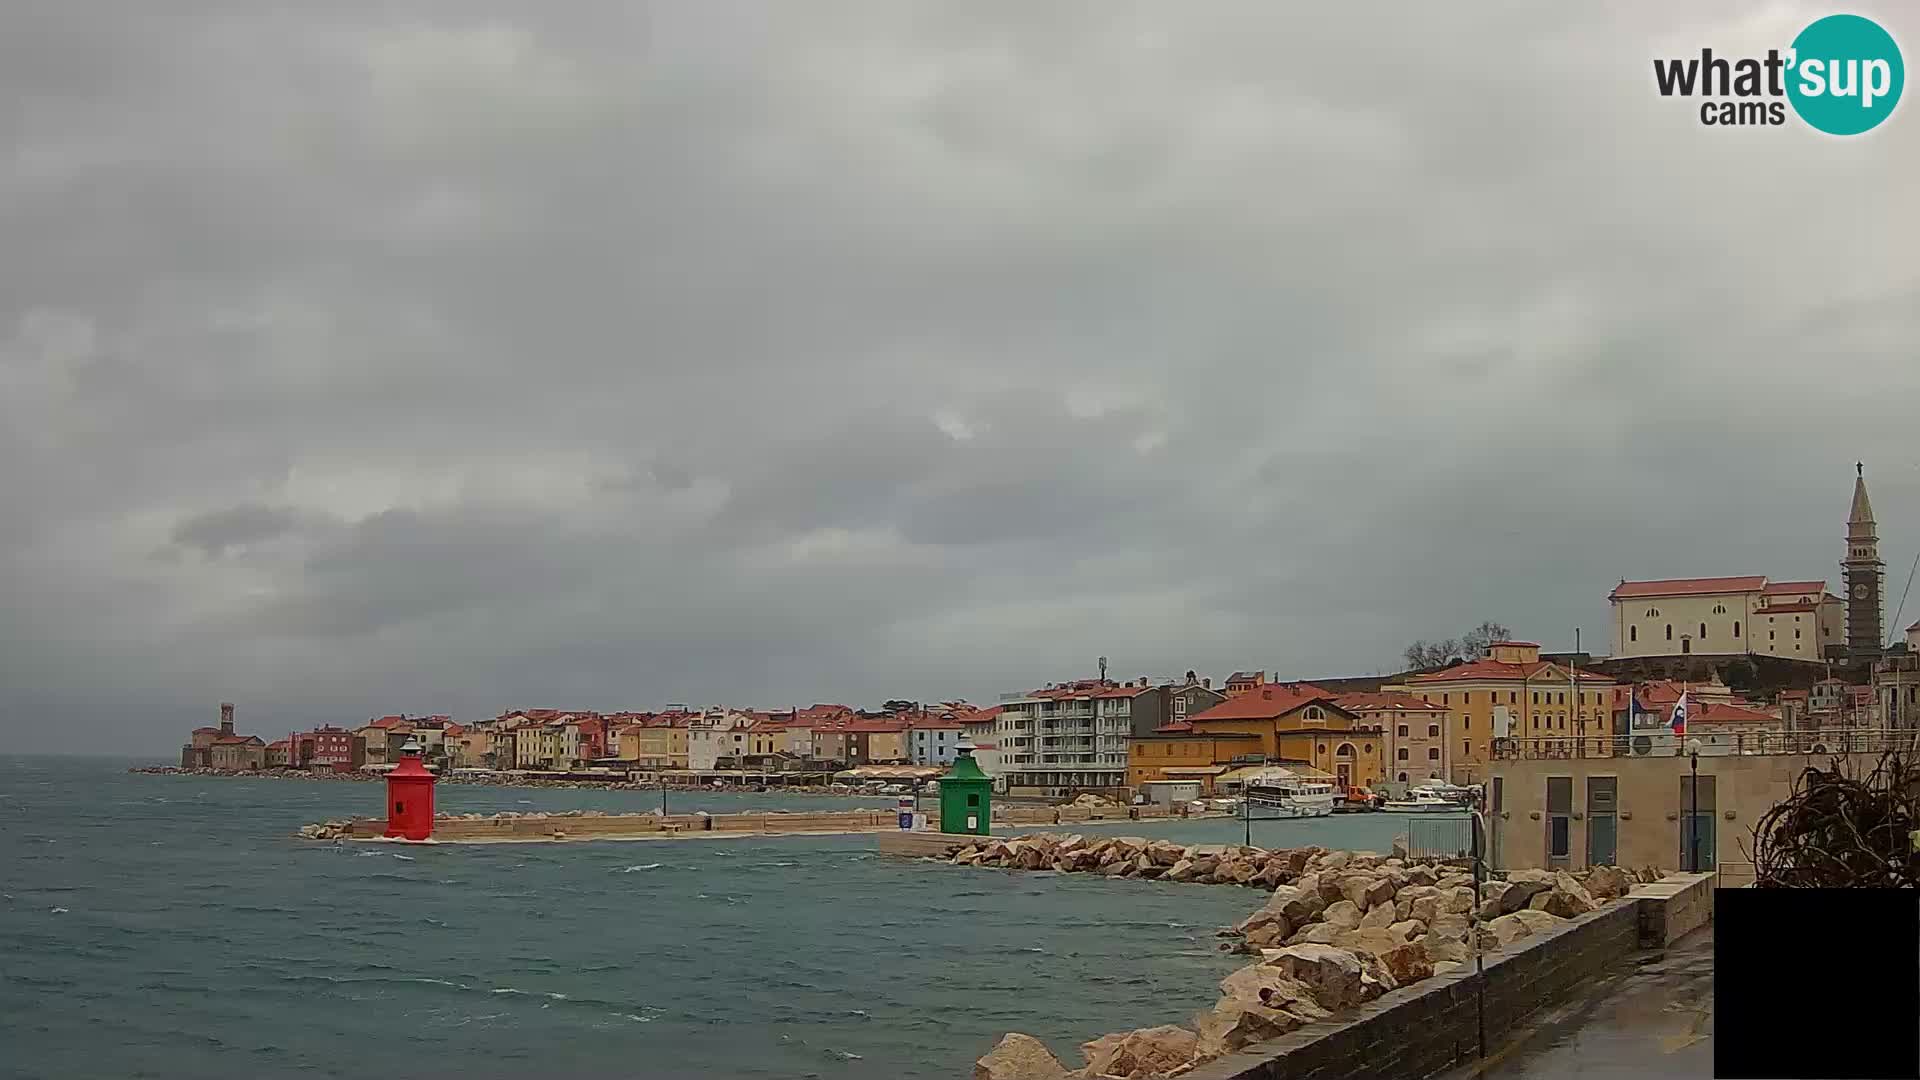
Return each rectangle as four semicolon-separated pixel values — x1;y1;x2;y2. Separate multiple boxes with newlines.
1182;873;1713;1080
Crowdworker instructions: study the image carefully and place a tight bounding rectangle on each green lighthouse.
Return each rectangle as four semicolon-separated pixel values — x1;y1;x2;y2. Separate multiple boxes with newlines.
938;743;994;836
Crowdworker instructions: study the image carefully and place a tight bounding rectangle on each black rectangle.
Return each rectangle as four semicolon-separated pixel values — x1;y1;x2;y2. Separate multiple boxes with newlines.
1716;889;1919;1079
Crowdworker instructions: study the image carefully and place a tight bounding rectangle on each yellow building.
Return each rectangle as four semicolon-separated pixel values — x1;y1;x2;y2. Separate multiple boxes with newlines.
1183;684;1388;791
1127;732;1265;792
1335;692;1454;786
1390;641;1618;785
620;722;689;769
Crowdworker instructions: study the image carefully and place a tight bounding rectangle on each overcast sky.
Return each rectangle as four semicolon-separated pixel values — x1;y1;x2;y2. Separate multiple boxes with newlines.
4;3;1917;753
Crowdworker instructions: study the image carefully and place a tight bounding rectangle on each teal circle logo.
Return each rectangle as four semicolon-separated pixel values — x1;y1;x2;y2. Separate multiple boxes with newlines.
1787;14;1904;135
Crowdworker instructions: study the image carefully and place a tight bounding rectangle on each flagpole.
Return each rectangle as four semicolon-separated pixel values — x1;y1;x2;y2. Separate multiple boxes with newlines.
1571;628;1580;756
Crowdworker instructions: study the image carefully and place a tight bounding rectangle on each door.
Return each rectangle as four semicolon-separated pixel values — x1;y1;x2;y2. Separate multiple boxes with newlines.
1586;776;1618;867
1336;763;1351;789
1681;637;1691;654
1545;776;1572;869
1680;774;1716;871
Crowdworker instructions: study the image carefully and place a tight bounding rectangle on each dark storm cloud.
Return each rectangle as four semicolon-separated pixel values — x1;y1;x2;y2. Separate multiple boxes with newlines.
3;1;1918;752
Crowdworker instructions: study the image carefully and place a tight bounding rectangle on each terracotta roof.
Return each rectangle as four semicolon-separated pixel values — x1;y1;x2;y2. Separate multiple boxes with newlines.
1187;683;1344;722
1692;702;1777;724
908;718;967;731
1780;690;1809;701
1226;671;1264;682
1334;691;1448;713
191;727;221;735
1152;721;1195;733
1761;580;1825;596
1610;576;1767;599
1408;659;1612;684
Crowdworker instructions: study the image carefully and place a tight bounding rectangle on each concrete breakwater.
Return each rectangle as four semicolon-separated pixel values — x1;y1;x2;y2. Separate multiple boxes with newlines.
956;836;1668;1080
301;808;926;842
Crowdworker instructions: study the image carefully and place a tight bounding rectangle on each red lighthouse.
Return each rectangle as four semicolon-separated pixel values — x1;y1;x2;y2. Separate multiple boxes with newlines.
384;736;437;841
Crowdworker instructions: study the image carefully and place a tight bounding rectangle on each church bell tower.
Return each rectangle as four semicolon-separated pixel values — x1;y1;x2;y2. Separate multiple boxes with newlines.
1842;463;1884;661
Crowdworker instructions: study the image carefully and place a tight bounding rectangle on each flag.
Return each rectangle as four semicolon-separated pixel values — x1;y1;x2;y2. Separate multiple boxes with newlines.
1627;691;1656;727
1669;691;1689;736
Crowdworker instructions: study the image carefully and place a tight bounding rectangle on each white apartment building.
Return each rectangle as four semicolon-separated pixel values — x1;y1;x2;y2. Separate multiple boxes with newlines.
993;681;1138;796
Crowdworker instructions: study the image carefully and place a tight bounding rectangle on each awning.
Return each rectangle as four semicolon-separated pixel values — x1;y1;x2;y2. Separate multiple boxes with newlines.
1216;764;1336;786
1159;765;1230;776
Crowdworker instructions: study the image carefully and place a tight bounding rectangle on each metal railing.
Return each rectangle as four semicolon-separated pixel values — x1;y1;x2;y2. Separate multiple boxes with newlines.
1490;728;1917;760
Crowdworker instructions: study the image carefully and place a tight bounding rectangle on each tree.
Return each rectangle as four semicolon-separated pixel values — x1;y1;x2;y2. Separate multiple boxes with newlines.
1460;622;1512;658
1404;621;1511;671
882;699;919;714
1404;639;1462;670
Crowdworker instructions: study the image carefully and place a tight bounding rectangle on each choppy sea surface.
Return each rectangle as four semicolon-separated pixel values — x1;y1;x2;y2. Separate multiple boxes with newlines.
0;756;1408;1080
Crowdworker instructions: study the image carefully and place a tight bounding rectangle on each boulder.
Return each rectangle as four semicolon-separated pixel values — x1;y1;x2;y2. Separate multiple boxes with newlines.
1163;859;1195;882
1405;865;1438;887
1637;866;1664;883
1189;844;1228;859
1193;1003;1303;1057
1100;860;1133;877
1316;850;1351;872
1388;919;1425;943
1147;841;1186;868
1287;922;1342;946
1339;873;1397;911
1433;960;1464;976
1081;1024;1198;1079
1426;913;1471;942
1293;872;1320;898
1246;922;1287;949
1359;901;1397;930
1333;928;1402;958
1379;941;1433;985
1482;876;1551;916
1188;857;1220;879
1422;935;1470;964
1322;900;1364;930
1235;909;1288;936
1135;854;1161;879
1314;874;1348;906
1531;872;1597;918
1262;944;1374;1010
1443;886;1478;915
1485;909;1566;948
1407;894;1443;924
974;1033;1069;1080
1284;848;1314;873
1263;884;1325;925
1218;965;1331;1019
1584;865;1634;901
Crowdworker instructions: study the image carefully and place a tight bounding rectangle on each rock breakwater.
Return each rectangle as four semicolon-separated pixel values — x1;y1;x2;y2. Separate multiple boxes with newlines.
962;837;1669;1079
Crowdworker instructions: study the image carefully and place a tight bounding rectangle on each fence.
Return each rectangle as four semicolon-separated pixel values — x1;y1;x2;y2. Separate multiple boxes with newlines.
1491;728;1917;761
1405;815;1477;860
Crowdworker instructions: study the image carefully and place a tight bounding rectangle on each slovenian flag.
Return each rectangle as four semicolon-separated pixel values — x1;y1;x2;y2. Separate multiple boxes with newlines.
1669;691;1689;736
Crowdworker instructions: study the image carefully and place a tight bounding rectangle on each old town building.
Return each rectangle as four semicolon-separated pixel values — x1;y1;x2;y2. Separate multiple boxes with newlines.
1389;642;1618;785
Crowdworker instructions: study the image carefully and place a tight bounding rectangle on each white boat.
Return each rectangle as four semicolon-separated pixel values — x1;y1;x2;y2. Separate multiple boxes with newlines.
1243;774;1337;818
1381;792;1460;813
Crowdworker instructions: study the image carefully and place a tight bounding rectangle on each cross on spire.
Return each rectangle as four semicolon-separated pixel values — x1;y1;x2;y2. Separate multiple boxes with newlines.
1857;460;1864;477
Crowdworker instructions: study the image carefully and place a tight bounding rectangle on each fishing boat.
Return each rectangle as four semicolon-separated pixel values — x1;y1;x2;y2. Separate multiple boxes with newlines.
1382;787;1451;810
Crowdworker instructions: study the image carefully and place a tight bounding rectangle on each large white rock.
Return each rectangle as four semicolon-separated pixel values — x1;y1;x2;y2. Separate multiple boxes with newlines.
1081;1024;1198;1079
1263;944;1373;1010
1193;1003;1303;1057
1322;900;1364;930
1584;865;1633;901
1359;900;1397;930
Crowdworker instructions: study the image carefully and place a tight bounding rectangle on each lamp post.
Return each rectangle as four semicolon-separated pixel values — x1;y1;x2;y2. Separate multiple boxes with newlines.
1685;737;1702;871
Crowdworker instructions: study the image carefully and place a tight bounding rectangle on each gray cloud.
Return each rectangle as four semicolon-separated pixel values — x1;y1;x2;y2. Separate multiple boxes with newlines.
4;1;1919;752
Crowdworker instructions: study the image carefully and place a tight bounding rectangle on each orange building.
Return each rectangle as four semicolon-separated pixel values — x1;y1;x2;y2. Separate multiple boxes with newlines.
1126;731;1264;793
1182;683;1388;790
1390;641;1618;784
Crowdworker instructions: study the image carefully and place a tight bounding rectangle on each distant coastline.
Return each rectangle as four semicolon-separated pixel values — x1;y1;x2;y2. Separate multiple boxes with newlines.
125;764;872;796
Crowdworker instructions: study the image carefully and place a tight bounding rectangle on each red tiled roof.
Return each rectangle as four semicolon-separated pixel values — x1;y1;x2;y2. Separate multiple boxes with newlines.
908;718;967;731
1408;659;1611;684
1153;721;1195;733
1780;690;1809;701
1761;580;1825;596
1610;576;1767;599
1692;702;1777;724
1334;692;1448;713
1188;683;1342;722
192;727;221;735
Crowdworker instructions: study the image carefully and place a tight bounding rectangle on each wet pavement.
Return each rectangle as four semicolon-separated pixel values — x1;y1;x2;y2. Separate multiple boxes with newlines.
1436;926;1714;1080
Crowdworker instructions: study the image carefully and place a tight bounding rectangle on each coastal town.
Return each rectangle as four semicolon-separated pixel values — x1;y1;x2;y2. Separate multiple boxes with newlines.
162;470;1920;881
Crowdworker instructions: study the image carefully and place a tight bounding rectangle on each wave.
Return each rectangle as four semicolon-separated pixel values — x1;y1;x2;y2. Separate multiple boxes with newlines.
49;907;68;914
614;863;662;873
390;853;415;861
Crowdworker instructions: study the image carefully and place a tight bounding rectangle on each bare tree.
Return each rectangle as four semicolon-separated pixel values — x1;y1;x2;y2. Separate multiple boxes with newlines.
1460;622;1512;658
1404;639;1461;670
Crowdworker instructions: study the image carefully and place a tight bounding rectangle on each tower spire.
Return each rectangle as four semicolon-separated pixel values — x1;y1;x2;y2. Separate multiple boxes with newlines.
1842;463;1884;661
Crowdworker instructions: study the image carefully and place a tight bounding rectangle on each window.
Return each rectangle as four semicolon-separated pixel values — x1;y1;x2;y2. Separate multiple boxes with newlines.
1427;747;1440;760
1770;630;1776;641
1335;743;1354;758
1700;623;1708;639
1398;772;1409;782
1364;743;1373;754
1645;607;1660;617
1397;748;1409;760
1666;624;1673;640
1303;706;1325;721
1733;622;1740;638
1795;628;1802;640
1532;692;1539;705
1428;723;1440;737
1558;692;1565;704
1441;694;1449;705
1462;739;1470;758
1397;724;1409;737
1630;626;1637;642
1509;691;1517;704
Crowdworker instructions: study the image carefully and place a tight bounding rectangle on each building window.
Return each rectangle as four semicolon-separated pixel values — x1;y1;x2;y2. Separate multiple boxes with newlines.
1712;604;1726;614
1427;723;1440;737
1335;743;1354;758
1398;772;1409;782
1397;724;1409;737
1547;777;1573;861
1441;694;1449;705
1795;628;1802;640
1397;748;1409;761
1733;622;1740;638
1666;624;1673;640
1532;692;1539;705
1700;623;1708;639
1427;747;1440;760
1630;626;1638;642
1462;740;1470;758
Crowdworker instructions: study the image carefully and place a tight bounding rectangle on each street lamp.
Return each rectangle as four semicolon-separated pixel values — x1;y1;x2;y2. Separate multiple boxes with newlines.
1685;737;1703;872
